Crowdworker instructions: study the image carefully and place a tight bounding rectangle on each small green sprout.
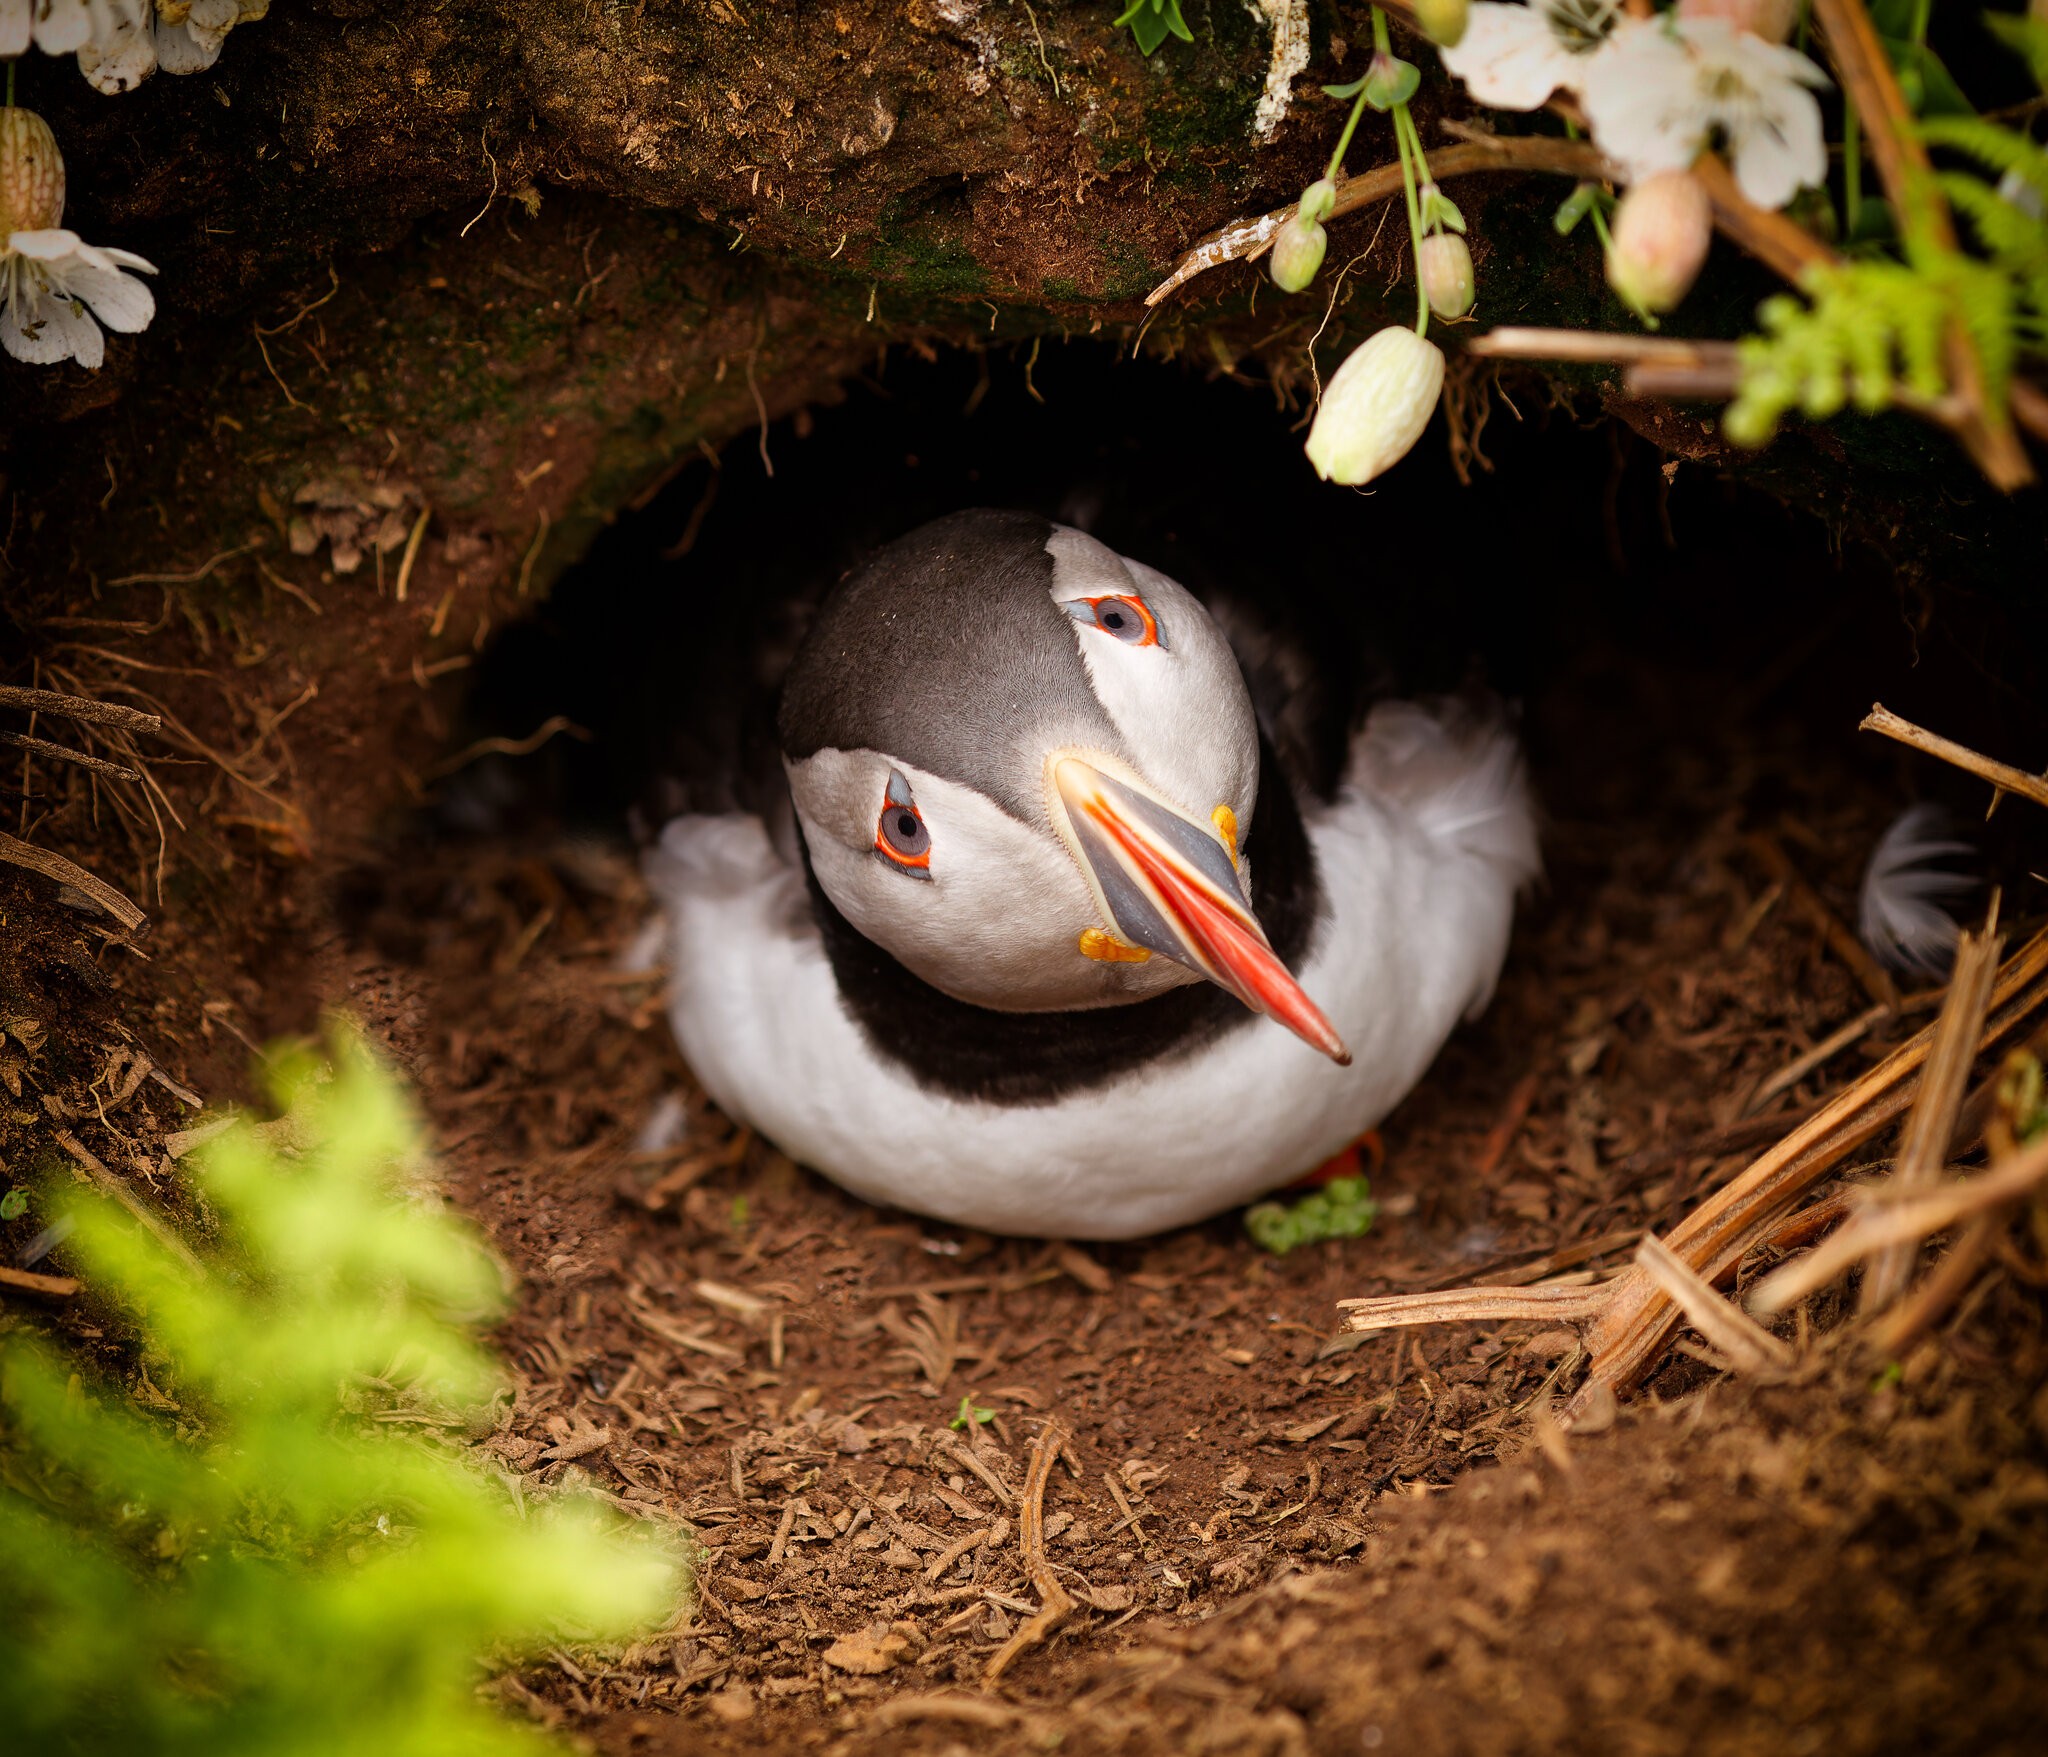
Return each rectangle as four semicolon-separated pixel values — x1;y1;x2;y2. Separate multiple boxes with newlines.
1871;1360;1906;1393
1114;0;1193;57
950;1395;997;1432
0;1188;27;1222
1244;1176;1378;1256
729;1193;751;1228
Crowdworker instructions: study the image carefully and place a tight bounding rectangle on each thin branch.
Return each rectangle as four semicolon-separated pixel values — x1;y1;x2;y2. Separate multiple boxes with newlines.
0;730;141;784
1339;1281;1614;1332
1861;704;2048;814
1144;136;1609;307
0;686;161;734
0;830;147;933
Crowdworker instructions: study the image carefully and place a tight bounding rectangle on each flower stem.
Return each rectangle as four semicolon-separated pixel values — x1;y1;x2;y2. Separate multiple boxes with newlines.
1392;102;1428;336
1325;87;1372;183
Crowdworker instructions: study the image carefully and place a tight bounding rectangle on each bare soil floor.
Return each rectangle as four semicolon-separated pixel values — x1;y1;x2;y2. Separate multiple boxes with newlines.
7;404;2048;1755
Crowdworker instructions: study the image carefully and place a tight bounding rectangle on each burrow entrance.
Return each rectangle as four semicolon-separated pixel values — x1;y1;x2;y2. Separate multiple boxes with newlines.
317;344;2048;1749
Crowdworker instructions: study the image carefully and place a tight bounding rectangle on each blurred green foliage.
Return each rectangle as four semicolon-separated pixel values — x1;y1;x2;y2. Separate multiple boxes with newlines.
0;1035;684;1757
1244;1175;1378;1256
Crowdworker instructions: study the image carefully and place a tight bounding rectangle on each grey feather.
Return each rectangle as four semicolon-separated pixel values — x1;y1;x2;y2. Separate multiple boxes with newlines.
1857;804;1976;980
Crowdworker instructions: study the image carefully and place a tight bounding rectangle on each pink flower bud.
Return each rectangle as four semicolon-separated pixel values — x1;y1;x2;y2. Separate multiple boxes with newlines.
1305;327;1446;486
1418;233;1475;320
1676;0;1798;44
1605;171;1714;314
0;110;66;239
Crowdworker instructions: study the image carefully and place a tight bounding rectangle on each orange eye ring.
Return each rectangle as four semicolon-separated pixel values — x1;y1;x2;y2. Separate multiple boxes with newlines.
1068;593;1163;649
874;797;932;872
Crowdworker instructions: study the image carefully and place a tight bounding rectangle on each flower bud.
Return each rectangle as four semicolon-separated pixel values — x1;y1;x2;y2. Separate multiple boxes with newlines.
1418;233;1476;320
1605;171;1713;314
1413;0;1471;48
0;110;67;240
1676;0;1798;44
1305;326;1446;486
1270;215;1328;294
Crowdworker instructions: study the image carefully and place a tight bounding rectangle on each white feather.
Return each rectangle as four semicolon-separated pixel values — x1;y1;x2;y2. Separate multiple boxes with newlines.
647;699;1537;1239
1857;804;1975;979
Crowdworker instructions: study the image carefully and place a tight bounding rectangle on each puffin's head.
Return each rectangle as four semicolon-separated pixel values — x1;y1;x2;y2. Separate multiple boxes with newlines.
777;509;1349;1063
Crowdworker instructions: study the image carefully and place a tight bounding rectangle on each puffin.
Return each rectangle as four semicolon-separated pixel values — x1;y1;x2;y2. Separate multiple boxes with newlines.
644;509;1539;1240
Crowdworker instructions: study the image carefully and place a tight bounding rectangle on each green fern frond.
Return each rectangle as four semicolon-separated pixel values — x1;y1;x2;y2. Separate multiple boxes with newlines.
1919;115;2048;207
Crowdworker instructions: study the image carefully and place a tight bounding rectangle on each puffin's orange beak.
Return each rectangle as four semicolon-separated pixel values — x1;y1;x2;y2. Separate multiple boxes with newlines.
1049;754;1351;1065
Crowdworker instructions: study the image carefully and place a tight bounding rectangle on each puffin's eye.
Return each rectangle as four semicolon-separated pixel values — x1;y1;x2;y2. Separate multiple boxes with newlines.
1065;593;1164;649
874;772;932;875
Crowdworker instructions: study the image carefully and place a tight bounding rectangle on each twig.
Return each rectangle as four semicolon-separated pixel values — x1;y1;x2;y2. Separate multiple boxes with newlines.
0;1264;80;1298
1467;329;1739;369
0;831;147;933
0;730;140;783
106;542;259;588
53;1128;206;1277
0;686;161;734
1861;703;2048;815
939;1440;1019;1509
1860;920;2000;1312
1633;1234;1794;1377
982;1422;1075;1686
1339;1280;1615;1332
1750;1131;2048;1313
1144;136;1608;306
1564;927;2048;1419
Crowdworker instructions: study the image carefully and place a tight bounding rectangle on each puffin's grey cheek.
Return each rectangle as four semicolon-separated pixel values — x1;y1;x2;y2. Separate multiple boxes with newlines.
785;748;888;852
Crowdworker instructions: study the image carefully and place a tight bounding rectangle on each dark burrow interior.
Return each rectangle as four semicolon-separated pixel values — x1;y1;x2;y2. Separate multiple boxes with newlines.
305;343;2048;1747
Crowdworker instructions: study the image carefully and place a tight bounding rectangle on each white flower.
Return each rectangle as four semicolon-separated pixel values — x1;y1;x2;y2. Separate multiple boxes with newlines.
1580;16;1829;210
0;108;156;370
1305;327;1446;486
1;228;158;367
1439;0;1623;111
1;0;267;92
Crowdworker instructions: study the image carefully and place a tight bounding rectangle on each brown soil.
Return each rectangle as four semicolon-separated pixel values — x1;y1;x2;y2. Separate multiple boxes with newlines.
6;402;2048;1755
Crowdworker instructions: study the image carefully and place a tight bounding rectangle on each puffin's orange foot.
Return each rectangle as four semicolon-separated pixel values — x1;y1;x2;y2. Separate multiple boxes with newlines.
1282;1128;1386;1193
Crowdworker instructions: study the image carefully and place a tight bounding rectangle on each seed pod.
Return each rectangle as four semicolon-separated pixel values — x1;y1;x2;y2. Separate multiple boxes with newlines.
1675;0;1798;44
1605;171;1714;314
1413;0;1471;48
0;110;67;239
1418;233;1476;320
1305;326;1446;486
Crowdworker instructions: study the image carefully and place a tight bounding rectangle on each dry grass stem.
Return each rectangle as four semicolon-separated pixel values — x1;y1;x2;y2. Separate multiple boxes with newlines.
1339;1281;1615;1333
1565;931;2048;1419
1861;704;2048;815
1633;1236;1794;1378
1750;1133;2048;1315
1861;922;2001;1312
981;1422;1076;1686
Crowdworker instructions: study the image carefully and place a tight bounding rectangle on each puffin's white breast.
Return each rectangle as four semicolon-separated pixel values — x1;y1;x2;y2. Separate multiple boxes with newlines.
645;702;1536;1240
